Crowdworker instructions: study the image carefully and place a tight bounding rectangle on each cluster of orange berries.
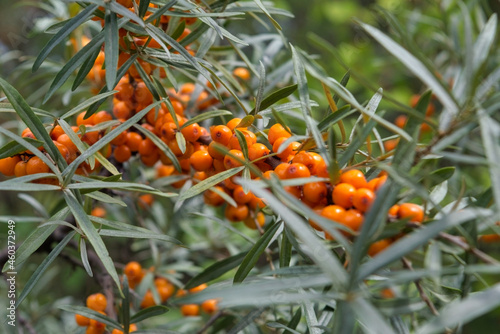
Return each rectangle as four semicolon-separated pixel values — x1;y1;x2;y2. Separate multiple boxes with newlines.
75;292;138;334
123;261;218;316
0;110;115;181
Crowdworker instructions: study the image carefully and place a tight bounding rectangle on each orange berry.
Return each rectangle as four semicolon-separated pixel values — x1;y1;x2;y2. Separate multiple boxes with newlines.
86;293;107;312
243;212;265;230
321;205;346;223
292;151;319;174
248;143;270;161
113;101;132;120
181;123;201;142
50;125;65;140
223;150;244;169
140;290;156;308
225;204;249;222
91;207;106;218
189;283;207;294
56;134;78;154
26;157;50;175
179;82;195;95
368;239;392;257
75;313;90;326
0;156;21;176
352;188;375;212
210;125;232;146
138;138;156;156
272;137;299;160
340;209;364;233
388;204;399;217
274;163;289;179
138;194;154;209
135;81;153;104
189;150;213;171
226;118;243;131
93;111;112;124
207;141;226;160
86;325;106;334
77;112;95;126
284;163;311;179
228;130;257;151
201;299;218;314
384;139;399;152
303;182;328;204
181;304;200;316
394;115;407;129
249;196;266;210
308;205;325;231
339;169;368;189
203;186;226;206
233;67;250;80
398;203;424;223
232;185;253;204
124;261;142;280
126;132;143;152
114;145;132;163
81;129;100;145
332;183;356;209
267;124;291;146
14;160;28;177
157;283;175;302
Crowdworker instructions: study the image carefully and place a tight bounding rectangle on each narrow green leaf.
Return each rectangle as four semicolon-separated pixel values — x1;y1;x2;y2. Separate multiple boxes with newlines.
234;222;283;283
80;238;93;277
252;0;282;30
0;138;44;159
104;9;119;90
0;78;61;165
135;59;161;101
99;229;180;244
60;91;117;120
251;84;297;115
59;305;122;330
478;109;500;211
185;252;247;289
64;190;122;295
234;129;249;160
122;276;130;332
72;47;101;91
285;308;303;334
138;0;151;18
130;305;169;323
32;4;98;72
416;282;500;334
280;232;292;268
178;167;244;201
84;191;126;207
357;21;458;131
17;231;76;307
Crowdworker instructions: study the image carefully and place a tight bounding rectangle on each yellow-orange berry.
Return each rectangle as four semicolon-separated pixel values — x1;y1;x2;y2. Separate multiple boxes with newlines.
0;156;21;176
332;183;356;209
26;157;50;175
189;150;213;171
284;163;311;179
267;124;290;145
243;212;265;230
223;150;244;169
339;169;368;189
352;188;375;212
201;299;218;314
114;145;132;163
233;67;250;80
181;304;200;316
210;125;232;146
225;204;249;222
189;283;207;294
398;203;424;223
86;293;107;312
303;182;328;204
368;239;392;257
75;314;90;326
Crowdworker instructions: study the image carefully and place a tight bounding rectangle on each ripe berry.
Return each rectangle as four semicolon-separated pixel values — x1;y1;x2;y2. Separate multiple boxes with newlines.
26;157;50;175
284;163;311;179
114;145;132;163
332;183;356;209
75;313;90;326
228;130;257;151
210;125;232;145
339;169;368;189
140;290;156;308
267;124;290;145
189;150;213;171
203;186;226;206
86;293;107;312
0;156;21;176
126;132;143;152
77;112;95;126
225;204;249;222
233;186;253;204
93;111;112;124
223;150;244;169
388;204;399;217
321;205;346;223
14;160;28;177
368;239;392;257
352;188;375;212
189;284;207;294
398;203;424;223
124;261;142;281
181;304;200;316
233;67;250;80
303;182;328;204
272;137;299;160
340;209;364;233
226;118;243;131
181;123;201;142
243;212;265;230
201;299;218;314
248;143;270;161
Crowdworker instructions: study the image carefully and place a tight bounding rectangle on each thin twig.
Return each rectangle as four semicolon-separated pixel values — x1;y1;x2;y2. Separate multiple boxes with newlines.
401;257;439;316
195;311;224;334
438;232;499;264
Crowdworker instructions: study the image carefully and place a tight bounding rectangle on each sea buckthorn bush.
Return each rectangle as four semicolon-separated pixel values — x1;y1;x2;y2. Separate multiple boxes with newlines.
0;0;500;333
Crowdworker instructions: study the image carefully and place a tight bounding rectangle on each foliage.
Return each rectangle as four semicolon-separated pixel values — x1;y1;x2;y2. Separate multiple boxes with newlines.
1;0;500;333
